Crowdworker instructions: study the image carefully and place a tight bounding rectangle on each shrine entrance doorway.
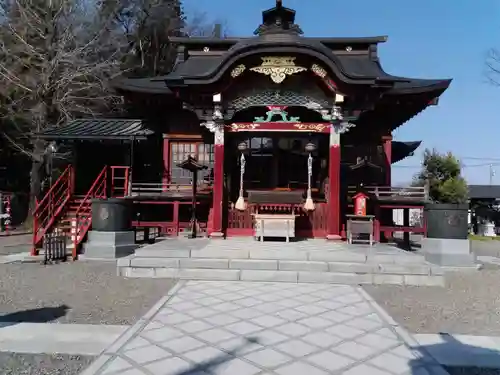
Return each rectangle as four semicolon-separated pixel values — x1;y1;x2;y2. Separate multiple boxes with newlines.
226;133;329;203
224;105;333;238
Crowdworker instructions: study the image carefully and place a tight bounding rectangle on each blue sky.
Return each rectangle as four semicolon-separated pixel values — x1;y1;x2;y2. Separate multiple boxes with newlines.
184;0;500;185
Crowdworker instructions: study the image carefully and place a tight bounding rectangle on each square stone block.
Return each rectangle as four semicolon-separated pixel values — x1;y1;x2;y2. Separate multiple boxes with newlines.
84;230;137;259
422;238;477;267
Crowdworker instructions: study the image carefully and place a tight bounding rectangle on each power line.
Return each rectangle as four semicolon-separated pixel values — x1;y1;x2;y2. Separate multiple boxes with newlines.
392;162;500;169
461;157;500;161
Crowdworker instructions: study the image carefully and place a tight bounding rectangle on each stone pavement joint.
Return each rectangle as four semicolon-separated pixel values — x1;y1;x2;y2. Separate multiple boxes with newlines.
80;280;450;375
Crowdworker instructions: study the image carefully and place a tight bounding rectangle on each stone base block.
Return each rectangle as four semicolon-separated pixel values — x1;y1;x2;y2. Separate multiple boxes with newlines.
326;234;342;241
421;238;477;267
83;231;138;259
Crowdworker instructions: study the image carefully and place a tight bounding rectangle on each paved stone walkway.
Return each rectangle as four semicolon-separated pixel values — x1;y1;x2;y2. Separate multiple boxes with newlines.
82;281;448;375
0;323;127;355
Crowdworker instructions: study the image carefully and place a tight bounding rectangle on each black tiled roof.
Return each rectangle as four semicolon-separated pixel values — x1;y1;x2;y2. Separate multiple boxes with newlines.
38;119;154;140
165;56;223;82
111;49;450;98
468;185;500;199
392;141;422;163
111;77;172;94
110;0;450;98
168;36;388;47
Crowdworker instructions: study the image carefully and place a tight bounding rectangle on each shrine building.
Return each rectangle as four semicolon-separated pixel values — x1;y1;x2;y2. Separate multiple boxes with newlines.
34;1;450;257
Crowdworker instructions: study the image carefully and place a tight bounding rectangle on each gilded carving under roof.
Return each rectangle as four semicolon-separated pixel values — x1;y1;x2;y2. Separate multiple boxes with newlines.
231;64;246;78
311;64;327;78
250;56;306;84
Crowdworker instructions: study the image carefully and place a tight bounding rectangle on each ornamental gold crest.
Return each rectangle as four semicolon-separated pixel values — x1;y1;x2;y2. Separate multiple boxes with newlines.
250;56;306;84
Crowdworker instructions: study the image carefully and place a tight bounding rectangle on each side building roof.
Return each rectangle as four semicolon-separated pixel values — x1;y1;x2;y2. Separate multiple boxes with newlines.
38;119;153;141
468;185;500;200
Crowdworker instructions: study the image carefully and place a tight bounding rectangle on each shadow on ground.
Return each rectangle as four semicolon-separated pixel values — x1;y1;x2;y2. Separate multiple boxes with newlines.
0;305;70;327
175;337;258;375
158;333;500;375
409;333;500;375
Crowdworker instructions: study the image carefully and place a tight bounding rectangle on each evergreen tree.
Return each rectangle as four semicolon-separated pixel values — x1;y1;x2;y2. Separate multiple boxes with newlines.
413;148;468;203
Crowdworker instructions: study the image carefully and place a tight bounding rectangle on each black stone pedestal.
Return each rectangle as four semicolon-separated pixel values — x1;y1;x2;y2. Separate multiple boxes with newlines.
83;198;137;259
422;203;476;267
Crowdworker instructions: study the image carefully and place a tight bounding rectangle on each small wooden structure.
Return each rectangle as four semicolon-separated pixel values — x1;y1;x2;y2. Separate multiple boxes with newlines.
248;190;301;241
346;192;374;245
353;192;368;217
177;156;208;238
347;185;428;243
254;213;296;242
346;214;375;245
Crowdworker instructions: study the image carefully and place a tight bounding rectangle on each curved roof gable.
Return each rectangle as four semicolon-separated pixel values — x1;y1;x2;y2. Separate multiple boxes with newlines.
392;141;422;163
112;0;451;103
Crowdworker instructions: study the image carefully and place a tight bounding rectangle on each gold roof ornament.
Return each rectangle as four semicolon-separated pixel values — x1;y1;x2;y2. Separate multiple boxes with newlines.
230;64;246;78
311;64;327;78
250;56;306;84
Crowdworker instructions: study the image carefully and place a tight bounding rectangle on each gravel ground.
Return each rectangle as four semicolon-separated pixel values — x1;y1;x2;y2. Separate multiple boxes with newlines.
0;353;95;375
363;269;500;336
471;240;500;258
0;234;32;255
0;261;176;325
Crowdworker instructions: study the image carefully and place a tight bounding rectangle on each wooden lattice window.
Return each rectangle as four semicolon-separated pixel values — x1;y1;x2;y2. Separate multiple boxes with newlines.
170;142;214;185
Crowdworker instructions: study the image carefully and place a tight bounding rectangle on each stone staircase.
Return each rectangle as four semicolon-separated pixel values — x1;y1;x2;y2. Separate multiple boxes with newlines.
116;238;445;286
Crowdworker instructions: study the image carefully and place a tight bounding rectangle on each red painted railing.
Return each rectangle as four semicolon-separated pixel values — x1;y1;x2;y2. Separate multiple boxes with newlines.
110;166;130;197
72;166;108;259
131;201;208;236
32;165;74;255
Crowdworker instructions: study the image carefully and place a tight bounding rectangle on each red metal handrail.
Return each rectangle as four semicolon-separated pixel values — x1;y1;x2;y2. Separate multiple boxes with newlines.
110;166;130;197
72;166;108;259
32;165;74;255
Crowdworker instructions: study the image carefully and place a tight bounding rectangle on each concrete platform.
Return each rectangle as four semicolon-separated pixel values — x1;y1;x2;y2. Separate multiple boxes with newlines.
117;238;445;286
0;322;127;355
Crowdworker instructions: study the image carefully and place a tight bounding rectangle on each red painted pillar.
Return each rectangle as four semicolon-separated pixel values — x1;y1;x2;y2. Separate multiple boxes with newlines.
383;135;392;186
327;125;341;240
210;126;225;238
162;137;170;191
382;135;393;241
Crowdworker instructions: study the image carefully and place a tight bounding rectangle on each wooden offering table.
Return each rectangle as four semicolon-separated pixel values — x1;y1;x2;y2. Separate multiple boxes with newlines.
247;190;302;242
346;214;375;246
254;213;296;242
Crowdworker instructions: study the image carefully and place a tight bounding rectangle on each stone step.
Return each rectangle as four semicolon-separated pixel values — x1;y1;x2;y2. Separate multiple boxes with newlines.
116;266;444;286
133;248;427;264
118;256;440;275
116;255;444;286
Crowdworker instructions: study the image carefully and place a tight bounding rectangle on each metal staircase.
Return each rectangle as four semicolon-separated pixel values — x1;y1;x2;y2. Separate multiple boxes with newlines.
32;165;131;259
32;165;74;256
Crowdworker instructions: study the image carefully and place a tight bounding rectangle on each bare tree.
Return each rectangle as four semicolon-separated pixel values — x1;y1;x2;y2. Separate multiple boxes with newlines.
0;0;131;211
95;0;185;76
0;0;225;216
486;48;500;85
183;10;229;38
100;1;228;76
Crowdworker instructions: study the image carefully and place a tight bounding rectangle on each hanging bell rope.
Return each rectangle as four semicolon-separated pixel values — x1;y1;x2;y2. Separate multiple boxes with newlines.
235;153;247;211
304;152;315;211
